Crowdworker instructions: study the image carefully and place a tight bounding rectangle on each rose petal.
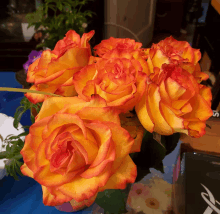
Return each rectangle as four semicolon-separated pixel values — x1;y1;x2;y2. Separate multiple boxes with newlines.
34;163;85;187
92;121;135;172
20;163;33;178
57;164;112;202
159;80;171;104
166;77;186;101
81;30;95;48
80;141;115;179
73;64;97;100
187;121;206;138
25;85;51;104
36;97;88;122
199;85;212;107
160;102;188;134
69;193;97;210
99;156;137;191
44;114;87;139
84;122;113;168
42;185;72;206
183;94;213;121
135;89;154;133
47;48;90;76
147;84;173;135
152;49;170;68
70;129;98;165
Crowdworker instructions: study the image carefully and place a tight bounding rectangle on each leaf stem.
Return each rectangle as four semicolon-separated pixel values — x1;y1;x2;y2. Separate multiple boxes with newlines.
0;87;62;97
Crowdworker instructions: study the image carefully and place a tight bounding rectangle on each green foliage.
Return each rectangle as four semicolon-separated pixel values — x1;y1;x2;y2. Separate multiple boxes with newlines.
13;97;42;129
25;0;95;49
0;133;27;180
0;97;43;180
130;130;180;182
96;188;130;214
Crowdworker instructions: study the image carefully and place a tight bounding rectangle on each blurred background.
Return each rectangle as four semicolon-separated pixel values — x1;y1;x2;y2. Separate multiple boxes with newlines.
0;0;219;110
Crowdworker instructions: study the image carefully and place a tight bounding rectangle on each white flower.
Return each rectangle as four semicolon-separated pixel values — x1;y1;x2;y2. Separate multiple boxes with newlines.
127;169;172;213
82;23;88;28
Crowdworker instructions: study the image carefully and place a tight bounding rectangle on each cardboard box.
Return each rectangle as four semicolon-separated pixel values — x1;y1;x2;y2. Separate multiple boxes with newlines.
173;117;220;213
173;152;220;214
180;117;220;156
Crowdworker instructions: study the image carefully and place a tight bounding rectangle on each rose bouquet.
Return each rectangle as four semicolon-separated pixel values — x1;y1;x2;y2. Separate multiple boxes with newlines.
0;30;213;213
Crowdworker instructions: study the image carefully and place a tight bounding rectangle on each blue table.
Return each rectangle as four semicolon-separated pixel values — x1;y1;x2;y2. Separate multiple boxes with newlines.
0;175;95;214
0;72;31;127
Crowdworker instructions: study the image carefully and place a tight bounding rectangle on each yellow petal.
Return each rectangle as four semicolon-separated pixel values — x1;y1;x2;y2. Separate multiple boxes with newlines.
187;121;206;138
166;77;186;100
99;156;137;191
152;49;170;69
20;163;33;178
94;121;135;172
57;165;112;202
42;185;72;206
148;84;173;135
160;102;188;134
135;89;154;133
47;48;90;76
183;94;213;121
69;193;97;210
36;97;87;122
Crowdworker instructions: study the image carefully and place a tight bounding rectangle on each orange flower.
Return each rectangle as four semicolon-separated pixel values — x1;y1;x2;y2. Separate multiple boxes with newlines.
20;95;138;207
135;63;213;138
143;36;209;82
94;37;142;57
25;30;94;104
73;50;148;113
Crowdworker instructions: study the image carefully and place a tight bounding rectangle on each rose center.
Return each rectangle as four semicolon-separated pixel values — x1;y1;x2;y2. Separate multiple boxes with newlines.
114;64;123;78
52;141;73;167
116;43;130;50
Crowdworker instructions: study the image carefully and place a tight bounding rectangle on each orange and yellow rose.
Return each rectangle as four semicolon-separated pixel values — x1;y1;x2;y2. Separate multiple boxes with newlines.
135;63;213;138
25;30;94;104
72;50;148;113
143;36;209;82
20;95;138;207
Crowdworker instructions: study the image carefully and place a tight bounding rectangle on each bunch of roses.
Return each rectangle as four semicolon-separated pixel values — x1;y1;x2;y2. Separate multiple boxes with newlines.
21;30;212;208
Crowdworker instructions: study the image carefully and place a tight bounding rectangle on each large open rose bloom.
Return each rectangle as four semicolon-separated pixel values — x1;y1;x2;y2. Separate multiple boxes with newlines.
143;36;209;83
135;63;213;138
20;95;138;208
73;50;147;113
25;30;94;104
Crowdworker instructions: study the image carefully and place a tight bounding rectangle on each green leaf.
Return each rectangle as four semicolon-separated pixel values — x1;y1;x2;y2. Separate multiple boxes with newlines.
96;188;130;214
13;154;23;160
56;1;63;11
5;159;24;180
161;133;180;156
131;130;167;182
154;161;165;173
0;151;8;159
48;5;56;12
6;144;11;153
13;97;32;129
13;108;27;129
7;132;28;140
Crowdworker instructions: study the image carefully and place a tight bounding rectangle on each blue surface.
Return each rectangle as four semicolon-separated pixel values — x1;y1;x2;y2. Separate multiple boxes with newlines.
0;72;32;127
162;140;181;184
0;175;94;214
